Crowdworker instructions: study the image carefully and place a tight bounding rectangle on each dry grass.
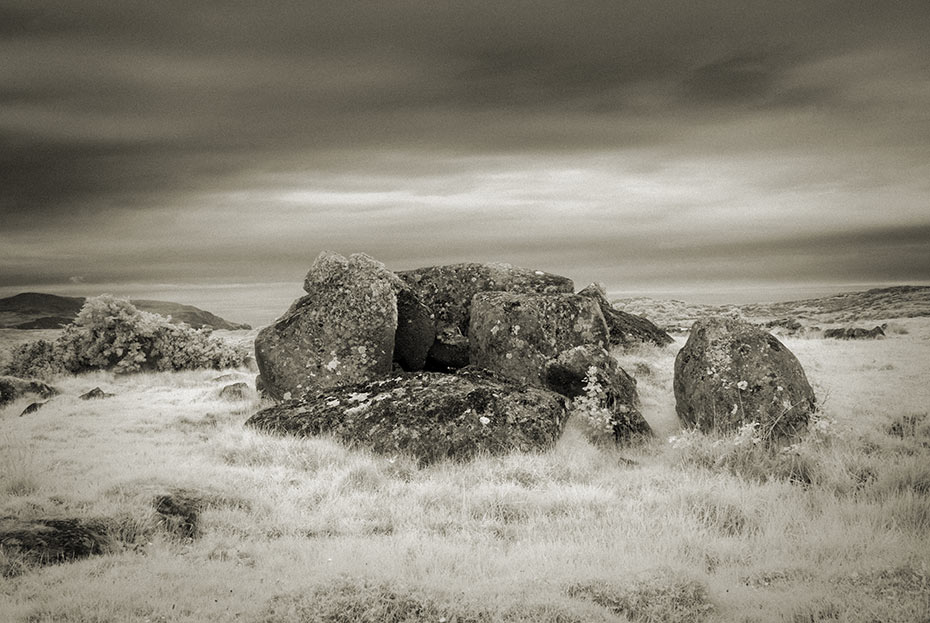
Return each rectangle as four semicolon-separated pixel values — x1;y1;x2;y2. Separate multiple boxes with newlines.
1;319;929;621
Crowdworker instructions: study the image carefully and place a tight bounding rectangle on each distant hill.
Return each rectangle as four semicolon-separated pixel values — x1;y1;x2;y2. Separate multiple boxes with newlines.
614;286;930;330
0;292;251;331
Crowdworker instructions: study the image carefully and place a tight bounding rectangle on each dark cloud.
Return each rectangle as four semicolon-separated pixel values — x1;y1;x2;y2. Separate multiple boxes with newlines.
1;0;929;295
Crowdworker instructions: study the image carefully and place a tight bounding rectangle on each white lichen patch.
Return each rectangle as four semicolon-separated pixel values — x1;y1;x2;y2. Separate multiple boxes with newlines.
325;398;341;407
348;392;370;403
325;356;340;371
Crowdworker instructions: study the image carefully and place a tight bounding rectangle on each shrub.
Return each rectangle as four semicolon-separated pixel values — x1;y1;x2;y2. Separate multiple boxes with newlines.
571;366;616;445
4;295;245;377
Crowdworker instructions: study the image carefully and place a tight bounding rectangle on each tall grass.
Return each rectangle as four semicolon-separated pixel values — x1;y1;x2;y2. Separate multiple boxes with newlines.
1;320;929;621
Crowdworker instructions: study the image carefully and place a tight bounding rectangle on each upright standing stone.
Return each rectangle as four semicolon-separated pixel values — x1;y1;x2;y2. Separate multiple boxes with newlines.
255;252;398;401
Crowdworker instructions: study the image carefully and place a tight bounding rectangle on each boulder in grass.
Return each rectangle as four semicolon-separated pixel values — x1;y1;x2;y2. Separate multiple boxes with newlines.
246;368;567;465
543;344;652;441
19;401;46;416
468;291;609;386
674;315;815;442
0;517;113;572
577;283;673;347
0;376;58;407
255;252;399;401
398;262;574;369
218;382;251;401
79;387;115;400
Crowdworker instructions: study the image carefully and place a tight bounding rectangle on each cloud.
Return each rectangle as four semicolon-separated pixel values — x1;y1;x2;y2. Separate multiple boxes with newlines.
1;0;929;291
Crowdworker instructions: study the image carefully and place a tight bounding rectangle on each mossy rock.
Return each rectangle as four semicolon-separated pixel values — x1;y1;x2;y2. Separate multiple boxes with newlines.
246;368;567;465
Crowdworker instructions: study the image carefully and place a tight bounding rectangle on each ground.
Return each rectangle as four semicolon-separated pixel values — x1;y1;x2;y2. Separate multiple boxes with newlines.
0;314;929;622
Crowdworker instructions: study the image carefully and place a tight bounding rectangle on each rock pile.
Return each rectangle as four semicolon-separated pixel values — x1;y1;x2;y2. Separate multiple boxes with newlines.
248;252;662;462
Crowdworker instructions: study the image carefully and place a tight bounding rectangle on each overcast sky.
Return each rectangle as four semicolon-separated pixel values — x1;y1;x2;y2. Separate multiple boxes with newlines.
2;1;929;305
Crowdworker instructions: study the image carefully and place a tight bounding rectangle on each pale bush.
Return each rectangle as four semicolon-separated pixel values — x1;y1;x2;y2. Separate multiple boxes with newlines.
4;295;244;377
571;366;616;445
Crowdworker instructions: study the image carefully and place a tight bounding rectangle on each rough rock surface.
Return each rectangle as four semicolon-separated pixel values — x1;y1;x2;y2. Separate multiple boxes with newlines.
823;326;885;340
255;252;399;400
0;517;113;569
578;283;673;347
468;292;609;386
392;284;435;371
0;376;58;407
674;316;815;441
398;262;574;369
218;382;251;401
79;387;114;400
543;344;652;441
20;401;46;416
246;368;567;465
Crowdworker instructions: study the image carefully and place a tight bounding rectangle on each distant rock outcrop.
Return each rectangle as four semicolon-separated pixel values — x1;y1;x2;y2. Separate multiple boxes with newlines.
254;252;399;400
578;283;673;347
674;316;815;441
79;387;115;400
823;326;885;340
219;382;251;401
246;368;567;465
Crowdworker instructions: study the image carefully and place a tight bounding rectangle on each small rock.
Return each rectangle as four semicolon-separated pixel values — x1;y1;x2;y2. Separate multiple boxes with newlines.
20;401;46;416
219;382;251;401
79;387;115;400
1;376;58;407
823;326;885;340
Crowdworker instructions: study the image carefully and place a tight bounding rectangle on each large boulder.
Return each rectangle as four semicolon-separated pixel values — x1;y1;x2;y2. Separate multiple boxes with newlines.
246;368;567;465
543;344;652;441
468;291;609;386
255;252;399;400
0;376;58;407
674;316;815;441
398;262;574;369
578;283;673;347
391;283;435;371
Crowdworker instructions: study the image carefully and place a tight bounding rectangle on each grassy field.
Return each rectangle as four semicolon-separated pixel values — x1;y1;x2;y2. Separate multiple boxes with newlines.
1;318;929;622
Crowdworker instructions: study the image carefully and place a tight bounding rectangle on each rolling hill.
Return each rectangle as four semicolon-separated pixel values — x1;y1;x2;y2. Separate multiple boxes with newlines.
0;292;251;331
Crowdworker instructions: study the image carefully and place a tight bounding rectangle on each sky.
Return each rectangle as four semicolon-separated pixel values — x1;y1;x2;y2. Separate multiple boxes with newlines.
2;1;929;324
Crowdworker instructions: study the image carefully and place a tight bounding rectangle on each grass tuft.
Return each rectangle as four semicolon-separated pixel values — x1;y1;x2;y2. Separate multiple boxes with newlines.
568;570;715;623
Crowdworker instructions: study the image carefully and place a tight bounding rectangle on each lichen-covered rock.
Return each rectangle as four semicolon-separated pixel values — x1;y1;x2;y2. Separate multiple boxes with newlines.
543;344;651;441
674;316;815;441
255;252;398;400
468;292;609;386
578;283;673;347
0;376;58;407
0;517;113;571
246;368;567;465
398;262;574;369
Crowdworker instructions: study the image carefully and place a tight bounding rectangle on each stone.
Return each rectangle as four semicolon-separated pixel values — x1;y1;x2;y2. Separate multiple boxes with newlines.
392;284;435;371
219;382;251;401
674;316;815;441
246;368;568;465
255;252;399;400
823;326;885;340
0;375;58;407
578;283;674;347
0;517;113;571
19;401;46;416
398;262;574;369
542;344;652;441
255;374;267;398
79;387;115;400
468;291;609;386
153;490;204;539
